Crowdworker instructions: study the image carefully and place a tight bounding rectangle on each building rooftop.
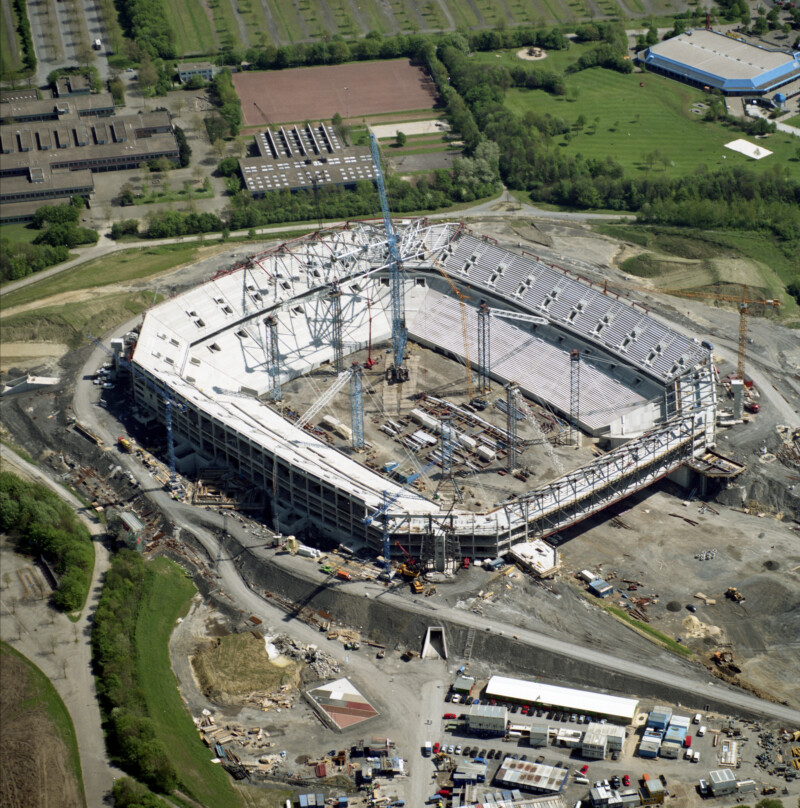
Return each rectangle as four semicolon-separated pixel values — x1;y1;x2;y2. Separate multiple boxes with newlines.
709;768;736;784
640;29;800;92
0;93;115;121
509;539;560;577
486;676;638;723
495;759;568;793
469;704;507;719
239;122;374;194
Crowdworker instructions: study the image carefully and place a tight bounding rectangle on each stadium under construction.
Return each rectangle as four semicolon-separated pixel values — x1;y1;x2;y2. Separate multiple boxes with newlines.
130;220;718;568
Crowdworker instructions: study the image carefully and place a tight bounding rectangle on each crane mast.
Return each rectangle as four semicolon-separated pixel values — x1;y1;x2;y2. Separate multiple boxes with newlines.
369;133;408;382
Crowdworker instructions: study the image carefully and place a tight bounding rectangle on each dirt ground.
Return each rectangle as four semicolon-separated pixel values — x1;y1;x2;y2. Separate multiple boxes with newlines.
0;648;83;808
233;60;439;126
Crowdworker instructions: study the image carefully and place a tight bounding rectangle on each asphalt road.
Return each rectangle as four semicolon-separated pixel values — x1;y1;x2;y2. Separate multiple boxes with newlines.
0;444;124;807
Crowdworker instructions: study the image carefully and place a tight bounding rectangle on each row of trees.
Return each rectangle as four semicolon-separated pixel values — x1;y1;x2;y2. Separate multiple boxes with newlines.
221;26;568;71
92;550;178;793
0;472;93;612
0;240;70;283
10;0;36;75
205;69;242;139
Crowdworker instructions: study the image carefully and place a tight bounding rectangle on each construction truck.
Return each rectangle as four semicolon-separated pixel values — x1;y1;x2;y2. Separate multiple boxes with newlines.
726;587;746;603
410;579;423;594
397;562;420;580
712;650;742;674
117;436;133;452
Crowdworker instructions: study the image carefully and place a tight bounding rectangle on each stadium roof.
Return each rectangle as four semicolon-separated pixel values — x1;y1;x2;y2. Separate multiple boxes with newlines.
486;675;638;723
639;30;800;93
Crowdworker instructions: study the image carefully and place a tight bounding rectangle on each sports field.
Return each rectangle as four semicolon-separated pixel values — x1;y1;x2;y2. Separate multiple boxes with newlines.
234;59;438;126
504;68;800;179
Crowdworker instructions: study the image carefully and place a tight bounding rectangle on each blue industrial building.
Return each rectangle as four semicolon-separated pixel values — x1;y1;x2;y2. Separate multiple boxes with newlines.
638;29;800;97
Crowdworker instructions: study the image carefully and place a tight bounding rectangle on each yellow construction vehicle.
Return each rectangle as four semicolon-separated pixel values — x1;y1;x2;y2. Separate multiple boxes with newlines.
726;587;746;603
425;585;437;597
397;563;420;580
410;579;424;594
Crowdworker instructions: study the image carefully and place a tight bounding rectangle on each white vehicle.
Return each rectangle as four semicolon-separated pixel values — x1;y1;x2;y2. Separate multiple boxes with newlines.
455;745;462;755
685;748;694;760
698;725;706;737
698;779;708;795
693;750;700;763
452;694;461;704
693;713;702;724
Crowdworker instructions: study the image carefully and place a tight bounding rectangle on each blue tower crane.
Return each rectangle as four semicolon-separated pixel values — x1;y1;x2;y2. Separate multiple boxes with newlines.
87;334;185;489
369;133;408;383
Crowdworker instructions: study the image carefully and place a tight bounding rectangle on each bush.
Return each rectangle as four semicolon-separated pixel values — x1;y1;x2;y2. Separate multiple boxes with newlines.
113;777;172;808
0;472;93;612
216;156;239;177
115;0;176;58
10;0;36;74
110;220;140;239
173;125;191;167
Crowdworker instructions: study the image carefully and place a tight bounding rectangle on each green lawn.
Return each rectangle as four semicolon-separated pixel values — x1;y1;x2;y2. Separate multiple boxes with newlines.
0;242;210;311
783;113;800;129
503;68;800;179
1;642;87;807
164;0;217;56
469;41;598;74
0;222;40;244
136;557;243;808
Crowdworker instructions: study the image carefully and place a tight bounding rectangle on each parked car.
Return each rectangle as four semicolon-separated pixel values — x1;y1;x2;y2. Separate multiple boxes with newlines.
103;382;115;389
465;696;474;705
433;742;440;754
611;776;620;789
510;705;518;713
487;749;496;759
452;694;461;704
446;745;454;754
443;713;457;720
479;749;488;758
520;755;528;761
623;774;630;787
580;765;589;775
570;713;577;722
536;755;545;764
455;745;462;755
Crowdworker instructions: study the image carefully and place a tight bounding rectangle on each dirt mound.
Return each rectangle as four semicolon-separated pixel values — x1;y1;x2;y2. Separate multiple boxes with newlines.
666;600;682;612
191;632;300;705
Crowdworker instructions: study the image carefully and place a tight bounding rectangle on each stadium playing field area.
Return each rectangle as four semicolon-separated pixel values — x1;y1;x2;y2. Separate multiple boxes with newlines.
234;60;438;126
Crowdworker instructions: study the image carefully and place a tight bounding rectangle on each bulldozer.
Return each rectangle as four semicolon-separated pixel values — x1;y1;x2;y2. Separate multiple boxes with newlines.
397;562;421;580
712;650;742;674
726;587;746;603
410;579;424;594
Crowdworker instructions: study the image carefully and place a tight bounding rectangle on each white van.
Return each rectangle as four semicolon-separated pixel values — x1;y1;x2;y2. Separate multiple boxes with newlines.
693;713;702;724
693;750;700;763
698;725;706;737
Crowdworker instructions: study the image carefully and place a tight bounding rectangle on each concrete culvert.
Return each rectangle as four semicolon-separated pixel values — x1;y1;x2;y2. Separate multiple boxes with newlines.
666;601;682;612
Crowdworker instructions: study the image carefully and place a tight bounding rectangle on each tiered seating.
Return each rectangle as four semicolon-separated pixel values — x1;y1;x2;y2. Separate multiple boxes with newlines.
409;289;655;433
441;233;707;382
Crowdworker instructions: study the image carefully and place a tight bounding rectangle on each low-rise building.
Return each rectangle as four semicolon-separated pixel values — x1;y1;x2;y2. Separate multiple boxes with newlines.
453;759;488;785
177;61;214;83
638;731;662;758
454;674;475;694
588;579;614;598
709;768;736;796
238;121;375;196
494;759;568;795
466;704;507;736
528;721;549;748
658;740;682;759
0;93;115;123
509;539;561;577
555;727;583;748
55;74;92;96
646;706;672;731
582;722;625;759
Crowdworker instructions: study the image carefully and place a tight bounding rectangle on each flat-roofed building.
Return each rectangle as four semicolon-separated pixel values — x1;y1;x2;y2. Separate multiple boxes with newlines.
638;29;800;96
0;93;115;123
509;539;561;578
709;768;736;796
494;759;568;795
178;61;214;83
485;676;638;724
0;168;94;205
55;74;92;96
467;704;507;736
238;122;374;196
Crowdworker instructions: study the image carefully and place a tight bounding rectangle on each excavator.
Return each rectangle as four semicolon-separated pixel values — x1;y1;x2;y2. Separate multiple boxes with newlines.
395;541;421;580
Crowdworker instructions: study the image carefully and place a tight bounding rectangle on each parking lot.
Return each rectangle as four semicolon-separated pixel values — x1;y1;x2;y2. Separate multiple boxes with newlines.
424;683;800;807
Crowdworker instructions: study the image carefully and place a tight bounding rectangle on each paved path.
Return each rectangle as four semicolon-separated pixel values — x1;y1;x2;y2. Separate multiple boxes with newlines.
0;445;123;807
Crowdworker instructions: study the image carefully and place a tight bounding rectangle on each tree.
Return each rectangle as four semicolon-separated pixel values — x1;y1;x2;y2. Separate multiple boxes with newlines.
211;138;227;160
119;183;135;206
138;56;158;94
395;130;407;147
752;15;769;35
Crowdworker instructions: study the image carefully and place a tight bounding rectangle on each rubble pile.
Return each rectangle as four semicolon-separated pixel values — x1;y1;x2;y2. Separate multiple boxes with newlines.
272;634;341;678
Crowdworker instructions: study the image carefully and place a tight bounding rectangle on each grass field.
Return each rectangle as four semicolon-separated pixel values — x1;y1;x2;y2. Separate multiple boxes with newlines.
160;0;680;54
0;642;86;807
503;68;800;180
593;223;799;319
136;557;243;808
0;222;40;245
0;243;211;312
163;0;217;56
469;41;597;73
0;0;22;79
784;114;800;129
